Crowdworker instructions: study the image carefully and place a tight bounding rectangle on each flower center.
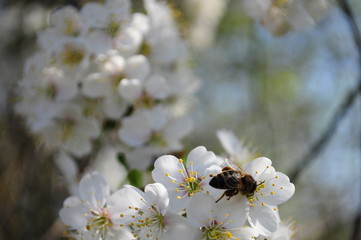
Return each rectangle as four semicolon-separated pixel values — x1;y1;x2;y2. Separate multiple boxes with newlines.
179;162;204;197
165;160;206;199
202;222;233;240
107;19;121;37
61;44;85;67
86;209;113;239
64;19;79;36
272;0;289;8
127;204;166;239
139;41;151;56
57;117;76;142
149;132;167;147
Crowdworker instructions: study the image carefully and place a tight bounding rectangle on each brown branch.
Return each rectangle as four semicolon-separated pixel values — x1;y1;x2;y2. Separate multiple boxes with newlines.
289;81;361;182
288;0;361;239
336;1;361;239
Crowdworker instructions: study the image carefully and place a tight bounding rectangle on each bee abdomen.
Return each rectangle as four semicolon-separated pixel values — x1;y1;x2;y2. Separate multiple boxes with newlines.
209;171;239;189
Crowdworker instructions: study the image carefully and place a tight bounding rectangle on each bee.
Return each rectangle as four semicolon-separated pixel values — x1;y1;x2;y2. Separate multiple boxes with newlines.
209;160;262;203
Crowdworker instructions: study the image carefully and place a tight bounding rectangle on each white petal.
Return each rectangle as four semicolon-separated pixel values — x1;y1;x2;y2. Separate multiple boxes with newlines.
115;27;142;56
118;78;143;102
145;106;168;131
108;186;146;225
144;183;169;215
244;157;275;181
98;53;125;75
130;13;150;34
62;136;92;157
230;226;258;240
168;189;189;213
187;146;219;174
103;94;127;119
160;213;199;240
124;55;150;80
80;2;107;29
76;118;100;138
82;73;110;98
49;6;81;35
242;0;271;19
152;155;184;187
145;75;171;100
126;147;156;170
92;147;127;191
163;116;193;141
78;172;110;209
216;129;239;156
54;151;78;181
86;31;112;54
217;194;249;228
248;204;279;236
186;193;217;228
59;196;88;229
105;0;131;22
257;172;295;206
118;112;151;147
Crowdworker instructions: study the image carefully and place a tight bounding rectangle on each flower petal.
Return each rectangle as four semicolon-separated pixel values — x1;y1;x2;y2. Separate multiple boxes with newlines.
216;129;239;156
78;172;109;209
144;183;169;215
217;194;249;228
59;196;88;229
152;155;184;188
160;213;200;240
257;172;295;206
108;186;145;225
248;204;279;236
244;157;275;181
229;226;258;240
118;78;143;102
124;54;150;80
186;193;217;228
187;146;219;174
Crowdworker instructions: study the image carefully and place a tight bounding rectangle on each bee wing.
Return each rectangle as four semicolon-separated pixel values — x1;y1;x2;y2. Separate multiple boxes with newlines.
224;158;248;177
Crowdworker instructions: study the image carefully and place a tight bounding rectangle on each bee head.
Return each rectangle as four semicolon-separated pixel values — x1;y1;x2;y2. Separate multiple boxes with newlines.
242;175;257;195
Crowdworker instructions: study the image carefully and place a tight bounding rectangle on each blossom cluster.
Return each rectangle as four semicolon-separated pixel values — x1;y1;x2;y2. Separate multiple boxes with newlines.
59;145;295;240
242;0;330;35
15;0;198;170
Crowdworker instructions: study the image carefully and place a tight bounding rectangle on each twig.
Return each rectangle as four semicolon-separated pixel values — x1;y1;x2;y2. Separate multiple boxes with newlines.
289;81;361;182
288;0;361;238
289;0;361;182
40;218;65;240
336;1;361;240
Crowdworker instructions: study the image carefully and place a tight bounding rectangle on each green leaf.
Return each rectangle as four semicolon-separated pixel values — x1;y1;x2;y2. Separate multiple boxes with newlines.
117;153;129;170
128;169;143;189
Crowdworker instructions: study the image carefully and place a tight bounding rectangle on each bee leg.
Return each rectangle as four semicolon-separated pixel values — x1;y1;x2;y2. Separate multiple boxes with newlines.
257;180;265;186
226;189;238;200
215;192;227;203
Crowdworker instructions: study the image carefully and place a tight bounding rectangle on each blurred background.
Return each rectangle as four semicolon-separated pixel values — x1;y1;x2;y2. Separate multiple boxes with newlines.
0;0;360;239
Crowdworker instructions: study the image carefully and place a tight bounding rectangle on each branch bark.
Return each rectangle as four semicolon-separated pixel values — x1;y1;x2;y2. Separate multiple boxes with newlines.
335;1;361;239
288;0;361;239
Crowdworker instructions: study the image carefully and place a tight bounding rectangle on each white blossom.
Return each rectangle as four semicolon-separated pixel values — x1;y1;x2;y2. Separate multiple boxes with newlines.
187;193;257;240
38;104;100;156
216;157;295;236
152;146;224;212
111;183;198;240
217;129;257;166
49;6;82;36
59;172;133;240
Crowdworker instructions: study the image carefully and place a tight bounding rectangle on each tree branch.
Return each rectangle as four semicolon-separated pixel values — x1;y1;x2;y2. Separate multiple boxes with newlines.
335;1;361;239
288;81;361;182
288;0;361;239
